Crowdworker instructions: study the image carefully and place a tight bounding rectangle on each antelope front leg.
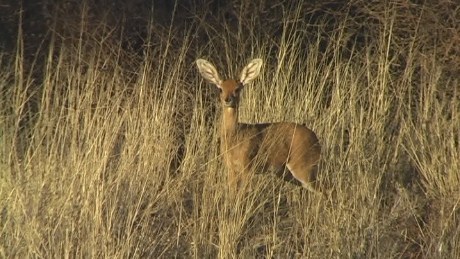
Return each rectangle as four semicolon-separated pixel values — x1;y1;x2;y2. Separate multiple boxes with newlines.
227;169;250;195
227;169;238;193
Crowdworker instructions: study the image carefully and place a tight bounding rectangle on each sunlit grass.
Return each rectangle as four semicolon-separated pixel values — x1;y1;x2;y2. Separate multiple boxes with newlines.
1;1;459;258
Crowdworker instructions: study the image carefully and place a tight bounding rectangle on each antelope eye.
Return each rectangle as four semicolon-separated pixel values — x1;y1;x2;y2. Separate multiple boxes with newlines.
235;82;244;94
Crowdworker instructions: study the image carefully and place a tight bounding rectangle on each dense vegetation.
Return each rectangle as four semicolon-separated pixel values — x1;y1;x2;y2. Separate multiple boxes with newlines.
1;1;458;257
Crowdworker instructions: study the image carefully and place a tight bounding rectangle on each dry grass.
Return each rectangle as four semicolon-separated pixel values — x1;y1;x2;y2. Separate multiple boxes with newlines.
1;1;459;258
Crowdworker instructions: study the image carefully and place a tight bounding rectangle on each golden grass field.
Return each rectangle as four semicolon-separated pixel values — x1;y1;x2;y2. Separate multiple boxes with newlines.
1;1;459;258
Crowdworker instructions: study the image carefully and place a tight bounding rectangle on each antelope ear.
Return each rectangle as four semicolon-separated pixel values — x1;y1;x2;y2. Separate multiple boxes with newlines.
240;58;263;85
196;59;223;88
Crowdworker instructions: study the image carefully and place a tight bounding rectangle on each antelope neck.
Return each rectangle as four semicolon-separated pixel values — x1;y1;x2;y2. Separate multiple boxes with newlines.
222;106;238;137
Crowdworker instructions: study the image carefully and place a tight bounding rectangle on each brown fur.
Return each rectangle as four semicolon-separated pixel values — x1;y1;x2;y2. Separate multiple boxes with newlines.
196;58;321;193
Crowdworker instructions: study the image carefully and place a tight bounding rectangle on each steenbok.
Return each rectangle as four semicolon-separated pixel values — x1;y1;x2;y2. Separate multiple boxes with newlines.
196;58;322;194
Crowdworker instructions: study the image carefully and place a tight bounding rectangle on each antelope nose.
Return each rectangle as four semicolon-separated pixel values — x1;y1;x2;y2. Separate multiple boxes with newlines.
224;96;236;107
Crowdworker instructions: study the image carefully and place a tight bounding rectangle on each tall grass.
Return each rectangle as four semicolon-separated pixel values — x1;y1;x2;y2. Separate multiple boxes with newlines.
1;1;459;258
